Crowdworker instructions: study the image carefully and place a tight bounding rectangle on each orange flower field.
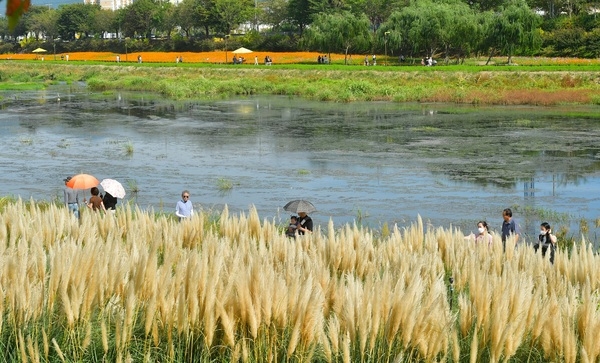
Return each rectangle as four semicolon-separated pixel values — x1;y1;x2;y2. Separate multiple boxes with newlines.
4;51;355;64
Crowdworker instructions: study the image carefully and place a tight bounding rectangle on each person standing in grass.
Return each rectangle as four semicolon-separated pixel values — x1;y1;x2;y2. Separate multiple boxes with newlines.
501;208;520;250
63;176;79;219
175;190;193;221
534;222;557;264
466;221;492;245
87;187;106;212
286;215;298;238
297;211;313;235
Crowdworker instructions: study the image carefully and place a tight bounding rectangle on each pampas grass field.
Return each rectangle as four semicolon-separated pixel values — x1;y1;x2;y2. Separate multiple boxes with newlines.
0;199;599;362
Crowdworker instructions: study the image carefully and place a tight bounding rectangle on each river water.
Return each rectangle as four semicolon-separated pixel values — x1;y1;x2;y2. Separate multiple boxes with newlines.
1;84;599;243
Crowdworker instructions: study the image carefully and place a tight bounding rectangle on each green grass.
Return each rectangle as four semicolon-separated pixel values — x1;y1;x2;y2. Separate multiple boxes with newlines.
216;178;233;192
3;61;600;104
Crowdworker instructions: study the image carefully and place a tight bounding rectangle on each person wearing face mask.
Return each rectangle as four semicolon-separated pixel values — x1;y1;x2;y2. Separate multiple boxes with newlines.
534;222;557;264
466;221;493;245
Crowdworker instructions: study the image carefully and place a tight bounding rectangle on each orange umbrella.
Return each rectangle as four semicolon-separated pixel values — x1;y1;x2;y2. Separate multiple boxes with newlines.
66;173;99;190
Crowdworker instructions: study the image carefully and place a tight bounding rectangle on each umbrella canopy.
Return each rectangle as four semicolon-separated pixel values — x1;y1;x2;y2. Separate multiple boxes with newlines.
66;173;99;190
283;200;317;214
32;48;47;53
100;179;126;199
232;47;253;54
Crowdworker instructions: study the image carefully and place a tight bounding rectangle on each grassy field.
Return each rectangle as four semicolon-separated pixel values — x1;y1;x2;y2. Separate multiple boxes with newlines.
2;54;600;104
0;198;598;362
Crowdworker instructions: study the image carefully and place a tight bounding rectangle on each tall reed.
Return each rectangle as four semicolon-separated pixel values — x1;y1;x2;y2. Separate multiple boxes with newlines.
0;199;598;362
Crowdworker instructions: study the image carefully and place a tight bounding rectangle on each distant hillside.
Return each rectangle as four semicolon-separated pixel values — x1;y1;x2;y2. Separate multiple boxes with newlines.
32;0;81;8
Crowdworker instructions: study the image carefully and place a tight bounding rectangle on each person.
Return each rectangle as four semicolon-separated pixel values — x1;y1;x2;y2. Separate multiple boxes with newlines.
318;55;322;64
63;176;79;219
501;208;520;250
137;55;142;64
116;55;120;63
534;222;557;264
465;221;492;245
65;54;69;61
297;211;313;235
286;215;298;237
87;187;106;212
364;55;369;66
102;192;118;211
254;56;258;65
372;54;376;66
175;190;193;221
179;56;183;63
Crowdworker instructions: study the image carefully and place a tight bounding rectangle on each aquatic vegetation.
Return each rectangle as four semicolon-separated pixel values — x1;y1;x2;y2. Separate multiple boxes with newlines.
124;140;134;156
19;136;33;145
217;177;233;191
0;199;598;362
126;179;139;194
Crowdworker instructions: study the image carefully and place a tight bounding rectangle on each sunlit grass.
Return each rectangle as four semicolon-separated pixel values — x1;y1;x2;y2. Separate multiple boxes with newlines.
2;60;600;105
0;199;598;362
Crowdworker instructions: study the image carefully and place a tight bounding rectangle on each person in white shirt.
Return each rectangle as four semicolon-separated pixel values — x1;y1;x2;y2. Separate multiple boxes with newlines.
175;190;193;221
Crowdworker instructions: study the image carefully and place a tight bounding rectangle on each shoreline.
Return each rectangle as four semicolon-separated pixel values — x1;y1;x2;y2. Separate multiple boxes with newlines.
1;62;600;105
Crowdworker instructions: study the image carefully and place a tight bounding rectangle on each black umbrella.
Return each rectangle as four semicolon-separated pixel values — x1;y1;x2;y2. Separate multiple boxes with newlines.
283;200;317;214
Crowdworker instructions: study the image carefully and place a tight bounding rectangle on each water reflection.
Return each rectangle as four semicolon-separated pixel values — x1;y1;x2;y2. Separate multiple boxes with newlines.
1;86;600;244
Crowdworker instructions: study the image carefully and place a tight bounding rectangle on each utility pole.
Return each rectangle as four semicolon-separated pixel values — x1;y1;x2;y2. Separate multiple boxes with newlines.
384;31;390;66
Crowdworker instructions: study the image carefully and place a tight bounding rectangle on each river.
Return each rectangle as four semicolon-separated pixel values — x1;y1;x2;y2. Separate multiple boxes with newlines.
1;84;599;244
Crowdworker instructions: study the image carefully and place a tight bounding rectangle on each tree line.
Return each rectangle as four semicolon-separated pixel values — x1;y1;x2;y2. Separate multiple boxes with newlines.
0;0;599;61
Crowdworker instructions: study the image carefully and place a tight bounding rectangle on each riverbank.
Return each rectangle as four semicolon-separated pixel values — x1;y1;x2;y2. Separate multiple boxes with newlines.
2;61;600;104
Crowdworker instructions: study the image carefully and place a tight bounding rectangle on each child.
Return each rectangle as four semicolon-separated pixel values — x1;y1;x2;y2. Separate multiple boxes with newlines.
286;215;298;237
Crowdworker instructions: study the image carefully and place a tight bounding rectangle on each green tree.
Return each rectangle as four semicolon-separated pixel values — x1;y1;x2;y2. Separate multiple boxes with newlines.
212;0;253;34
174;0;197;37
121;0;158;38
287;0;311;34
94;9;119;38
380;1;447;59
15;5;48;39
347;0;404;31
482;0;542;63
56;3;100;40
305;11;371;63
309;0;350;14
154;1;177;38
261;0;289;30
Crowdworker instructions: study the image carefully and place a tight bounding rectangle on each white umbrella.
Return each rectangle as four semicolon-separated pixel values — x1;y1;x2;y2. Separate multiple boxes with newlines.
100;179;126;199
32;48;47;53
232;47;253;54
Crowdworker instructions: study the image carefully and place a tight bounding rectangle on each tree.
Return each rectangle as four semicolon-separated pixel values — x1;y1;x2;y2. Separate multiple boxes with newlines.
482;0;542;63
120;0;159;38
346;0;404;31
304;11;371;63
380;1;447;59
212;0;253;34
174;0;197;37
154;1;177;38
287;0;311;34
27;8;59;40
94;9;119;38
261;0;289;30
56;3;100;40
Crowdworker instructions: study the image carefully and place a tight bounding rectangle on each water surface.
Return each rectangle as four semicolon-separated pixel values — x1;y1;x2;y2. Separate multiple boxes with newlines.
1;85;599;243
